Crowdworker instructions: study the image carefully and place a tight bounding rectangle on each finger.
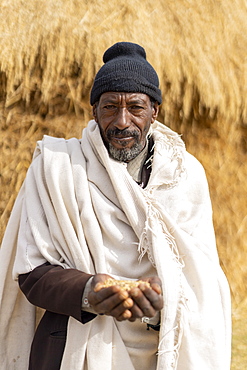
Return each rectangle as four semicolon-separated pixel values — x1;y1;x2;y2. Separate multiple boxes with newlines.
90;285;126;305
106;297;133;316
139;284;163;311
113;299;134;321
149;282;162;295
99;298;134;321
89;290;131;315
90;273;114;290
130;287;163;316
129;303;147;319
140;277;163;295
116;309;132;321
129;288;157;318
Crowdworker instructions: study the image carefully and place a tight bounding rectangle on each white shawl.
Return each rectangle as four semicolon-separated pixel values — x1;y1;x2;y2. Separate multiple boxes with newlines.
0;120;231;369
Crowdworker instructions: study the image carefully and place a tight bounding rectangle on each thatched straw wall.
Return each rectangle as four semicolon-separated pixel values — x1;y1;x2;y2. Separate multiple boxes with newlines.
0;0;247;348
1;0;247;123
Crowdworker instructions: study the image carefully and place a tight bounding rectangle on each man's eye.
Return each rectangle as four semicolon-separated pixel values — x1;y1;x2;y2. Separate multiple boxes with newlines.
130;105;144;111
104;105;116;110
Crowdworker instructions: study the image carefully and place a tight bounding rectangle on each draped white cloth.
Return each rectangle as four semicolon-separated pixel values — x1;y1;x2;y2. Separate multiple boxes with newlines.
0;120;231;369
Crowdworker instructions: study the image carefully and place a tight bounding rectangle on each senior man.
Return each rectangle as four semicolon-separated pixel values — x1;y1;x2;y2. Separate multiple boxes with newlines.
0;42;231;370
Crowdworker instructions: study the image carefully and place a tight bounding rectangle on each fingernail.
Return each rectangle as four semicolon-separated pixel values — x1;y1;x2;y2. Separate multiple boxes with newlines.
122;310;132;319
131;288;139;297
123;298;133;308
119;291;128;300
152;284;161;294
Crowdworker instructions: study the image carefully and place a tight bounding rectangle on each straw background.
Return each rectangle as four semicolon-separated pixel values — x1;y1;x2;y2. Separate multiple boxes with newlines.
0;0;246;368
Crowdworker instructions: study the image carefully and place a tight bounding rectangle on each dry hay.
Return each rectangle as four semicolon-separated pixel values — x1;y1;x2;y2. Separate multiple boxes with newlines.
0;0;246;125
231;299;247;369
0;0;247;318
183;116;247;305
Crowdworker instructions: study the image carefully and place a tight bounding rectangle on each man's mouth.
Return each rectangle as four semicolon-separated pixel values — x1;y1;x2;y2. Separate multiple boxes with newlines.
111;136;135;146
106;129;139;148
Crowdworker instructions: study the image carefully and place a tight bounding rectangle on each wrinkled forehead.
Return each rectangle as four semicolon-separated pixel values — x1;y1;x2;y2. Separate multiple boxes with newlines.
97;92;152;105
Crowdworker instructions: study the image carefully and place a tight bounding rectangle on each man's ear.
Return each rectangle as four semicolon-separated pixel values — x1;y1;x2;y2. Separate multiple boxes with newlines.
151;101;159;123
93;104;98;122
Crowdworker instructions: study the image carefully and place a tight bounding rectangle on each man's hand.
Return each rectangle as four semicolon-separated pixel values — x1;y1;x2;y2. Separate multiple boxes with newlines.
88;274;134;321
128;276;163;322
88;274;163;322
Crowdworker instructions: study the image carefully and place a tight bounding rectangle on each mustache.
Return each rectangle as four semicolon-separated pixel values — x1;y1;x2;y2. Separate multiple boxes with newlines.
106;128;140;139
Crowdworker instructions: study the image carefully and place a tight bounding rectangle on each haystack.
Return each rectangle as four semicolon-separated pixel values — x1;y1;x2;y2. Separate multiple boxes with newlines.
0;1;247;361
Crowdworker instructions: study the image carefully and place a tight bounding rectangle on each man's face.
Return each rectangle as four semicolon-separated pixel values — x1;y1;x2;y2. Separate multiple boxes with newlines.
93;92;159;162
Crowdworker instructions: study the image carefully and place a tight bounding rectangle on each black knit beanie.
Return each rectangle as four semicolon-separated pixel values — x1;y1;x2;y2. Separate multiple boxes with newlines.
90;42;162;105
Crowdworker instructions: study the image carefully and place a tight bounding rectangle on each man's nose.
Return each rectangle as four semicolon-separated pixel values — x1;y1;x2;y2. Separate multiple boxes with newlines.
113;107;131;130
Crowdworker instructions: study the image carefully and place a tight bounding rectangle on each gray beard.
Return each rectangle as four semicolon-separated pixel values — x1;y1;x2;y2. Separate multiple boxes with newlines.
108;142;144;162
